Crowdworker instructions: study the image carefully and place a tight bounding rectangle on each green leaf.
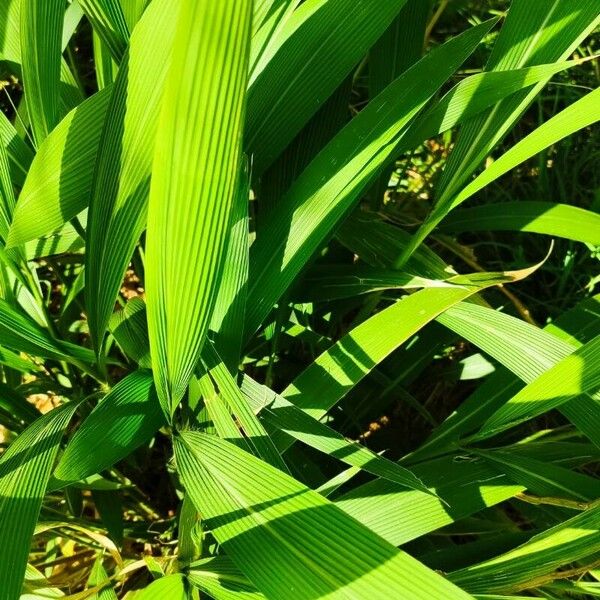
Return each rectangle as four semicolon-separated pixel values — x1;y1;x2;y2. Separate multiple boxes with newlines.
0;402;78;599
436;302;600;447
108;297;151;368
78;0;130;63
202;344;288;472
335;453;524;547
478;335;600;438
369;0;430;97
423;87;600;237
188;556;265;600
175;431;473;599
131;574;187;600
277;264;537;454
477;448;600;503
250;0;299;78
52;371;164;485
0;298;95;364
20;0;64;145
8;87;112;247
88;557;117;600
0;110;34;187
145;0;253;416
85;0;180;352
24;222;84;260
449;502;600;593
208;160;250;371
245;19;495;336
241;375;431;493
409;296;600;463
440;201;600;245
246;0;410;174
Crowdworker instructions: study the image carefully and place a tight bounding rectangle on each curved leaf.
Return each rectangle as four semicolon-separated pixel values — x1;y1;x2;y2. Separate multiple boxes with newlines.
8;87;112;247
53;370;163;485
440;201;600;245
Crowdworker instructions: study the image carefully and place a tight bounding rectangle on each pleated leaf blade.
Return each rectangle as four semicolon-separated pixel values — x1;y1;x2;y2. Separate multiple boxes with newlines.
145;0;253;416
175;431;473;600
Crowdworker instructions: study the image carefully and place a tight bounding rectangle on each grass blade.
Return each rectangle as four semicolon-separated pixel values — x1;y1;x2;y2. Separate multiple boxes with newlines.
440;201;600;245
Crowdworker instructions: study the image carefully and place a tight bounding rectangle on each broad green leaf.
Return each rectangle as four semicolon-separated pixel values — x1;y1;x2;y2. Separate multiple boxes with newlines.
246;20;495;336
259;74;352;222
440;201;600;245
369;0;430;98
175;431;473;599
52;371;164;485
22;564;65;599
8;87;112;247
24;222;84;260
241;375;430;493
130;574;186;599
85;0;180;352
0;382;40;426
0;402;78;599
246;0;410;174
188;556;265;600
93;30;119;90
208;161;250;371
0;136;16;243
335;453;524;547
0;0;21;65
250;0;299;78
0;110;33;187
118;0;148;29
177;494;201;565
145;0;253;416
449;503;600;593
78;0;130;63
88;558;117;600
20;0;64;145
479;335;600;438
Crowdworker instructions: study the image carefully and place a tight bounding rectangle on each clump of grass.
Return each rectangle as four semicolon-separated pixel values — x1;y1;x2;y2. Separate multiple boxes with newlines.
0;0;598;597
